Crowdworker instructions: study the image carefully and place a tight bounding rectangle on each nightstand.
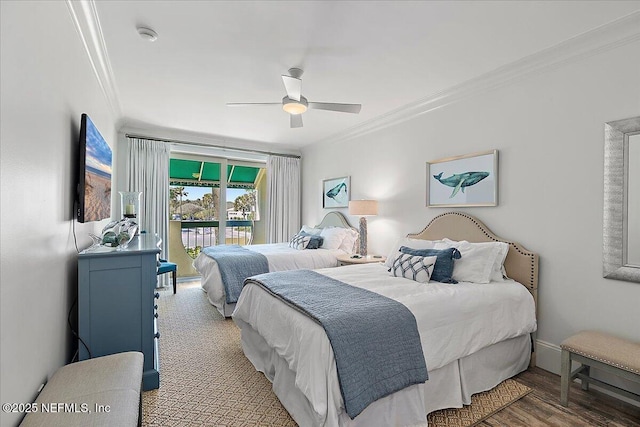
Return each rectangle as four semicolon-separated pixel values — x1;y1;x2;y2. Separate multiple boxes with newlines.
337;254;386;266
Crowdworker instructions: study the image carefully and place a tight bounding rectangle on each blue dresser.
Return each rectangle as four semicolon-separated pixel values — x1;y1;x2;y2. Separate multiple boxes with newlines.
77;234;161;390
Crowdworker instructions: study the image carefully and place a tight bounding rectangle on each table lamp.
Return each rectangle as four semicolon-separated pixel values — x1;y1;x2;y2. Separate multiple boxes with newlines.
348;200;378;256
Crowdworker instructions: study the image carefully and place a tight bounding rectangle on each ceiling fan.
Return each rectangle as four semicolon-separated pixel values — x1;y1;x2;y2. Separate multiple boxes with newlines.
227;68;362;128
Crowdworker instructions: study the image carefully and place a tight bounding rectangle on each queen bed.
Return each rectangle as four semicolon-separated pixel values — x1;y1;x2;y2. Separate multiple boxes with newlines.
194;211;358;317
232;212;539;426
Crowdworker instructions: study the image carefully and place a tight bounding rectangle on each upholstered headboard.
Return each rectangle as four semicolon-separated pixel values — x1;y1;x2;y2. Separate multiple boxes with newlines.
407;212;538;295
314;211;359;252
315;211;353;230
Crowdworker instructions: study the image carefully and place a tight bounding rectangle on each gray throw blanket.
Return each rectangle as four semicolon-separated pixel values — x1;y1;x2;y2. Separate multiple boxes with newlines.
202;245;269;303
245;269;428;419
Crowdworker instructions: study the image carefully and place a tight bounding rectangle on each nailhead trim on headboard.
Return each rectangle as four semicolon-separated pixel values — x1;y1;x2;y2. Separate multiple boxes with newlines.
417;212;538;292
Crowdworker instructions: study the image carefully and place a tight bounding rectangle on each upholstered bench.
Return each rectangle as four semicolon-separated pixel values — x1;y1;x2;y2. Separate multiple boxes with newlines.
560;330;640;406
20;351;144;427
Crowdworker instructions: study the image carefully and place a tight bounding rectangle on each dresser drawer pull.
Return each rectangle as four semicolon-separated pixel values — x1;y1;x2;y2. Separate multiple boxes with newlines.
154;332;160;339
154;313;159;319
154;292;160;299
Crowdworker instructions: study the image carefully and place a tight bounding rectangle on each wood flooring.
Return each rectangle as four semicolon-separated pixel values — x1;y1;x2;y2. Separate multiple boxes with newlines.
480;367;640;426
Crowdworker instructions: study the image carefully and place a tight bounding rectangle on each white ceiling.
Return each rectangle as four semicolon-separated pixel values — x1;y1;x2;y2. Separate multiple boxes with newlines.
93;1;640;149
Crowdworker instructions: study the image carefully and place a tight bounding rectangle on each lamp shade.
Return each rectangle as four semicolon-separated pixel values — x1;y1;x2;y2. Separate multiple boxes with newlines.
349;200;378;216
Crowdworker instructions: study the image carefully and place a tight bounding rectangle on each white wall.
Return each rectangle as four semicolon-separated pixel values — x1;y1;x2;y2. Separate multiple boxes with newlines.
302;40;640;385
0;2;117;426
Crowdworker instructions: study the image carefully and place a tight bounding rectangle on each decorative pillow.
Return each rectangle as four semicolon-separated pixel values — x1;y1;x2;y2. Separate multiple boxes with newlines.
384;237;440;269
339;228;359;253
289;233;311;250
319;227;349;250
434;239;507;283
299;231;324;249
389;254;438;283
301;225;322;235
399;246;461;283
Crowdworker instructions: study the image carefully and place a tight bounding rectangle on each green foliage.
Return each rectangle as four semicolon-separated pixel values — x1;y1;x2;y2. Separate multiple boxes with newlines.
234;190;256;215
185;245;202;259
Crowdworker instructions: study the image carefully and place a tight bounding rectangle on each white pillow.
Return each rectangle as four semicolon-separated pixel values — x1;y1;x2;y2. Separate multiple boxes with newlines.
440;238;509;281
339;228;359;253
320;227;349;250
490;242;510;281
389;254;438;283
384;237;439;268
434;239;506;283
301;225;322;235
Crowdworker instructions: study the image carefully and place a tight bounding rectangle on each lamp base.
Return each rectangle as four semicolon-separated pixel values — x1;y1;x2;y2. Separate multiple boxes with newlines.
359;217;367;256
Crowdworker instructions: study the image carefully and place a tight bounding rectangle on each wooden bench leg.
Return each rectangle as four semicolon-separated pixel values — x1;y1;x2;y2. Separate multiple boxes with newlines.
581;365;590;391
560;348;571;406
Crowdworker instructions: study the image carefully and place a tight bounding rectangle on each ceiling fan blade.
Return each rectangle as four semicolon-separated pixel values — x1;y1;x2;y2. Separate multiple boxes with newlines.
226;102;281;107
282;75;302;101
290;114;303;128
308;102;361;114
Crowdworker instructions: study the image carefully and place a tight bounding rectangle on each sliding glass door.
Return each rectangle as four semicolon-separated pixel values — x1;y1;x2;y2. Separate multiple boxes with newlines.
168;155;265;260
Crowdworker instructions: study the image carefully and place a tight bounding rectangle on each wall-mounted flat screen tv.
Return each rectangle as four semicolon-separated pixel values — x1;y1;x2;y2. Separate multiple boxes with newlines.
77;113;112;223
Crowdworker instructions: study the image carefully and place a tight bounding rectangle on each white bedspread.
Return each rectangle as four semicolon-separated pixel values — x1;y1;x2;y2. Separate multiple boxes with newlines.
194;243;345;309
233;263;537;426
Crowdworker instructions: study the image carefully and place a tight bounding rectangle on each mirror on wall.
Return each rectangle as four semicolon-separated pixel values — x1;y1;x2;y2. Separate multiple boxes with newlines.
603;116;640;283
628;134;640;267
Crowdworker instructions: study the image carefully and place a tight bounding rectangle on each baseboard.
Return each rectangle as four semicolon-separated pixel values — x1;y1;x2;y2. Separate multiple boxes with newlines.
535;339;640;407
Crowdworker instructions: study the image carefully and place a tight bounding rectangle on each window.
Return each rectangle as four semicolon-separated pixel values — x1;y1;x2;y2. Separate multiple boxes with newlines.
168;156;265;255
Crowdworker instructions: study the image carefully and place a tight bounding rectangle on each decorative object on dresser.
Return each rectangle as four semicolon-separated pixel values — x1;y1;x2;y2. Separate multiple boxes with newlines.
337;253;386;266
98;218;139;250
348;199;378;256
322;176;350;208
427;149;498;207
120;191;142;221
77;233;161;391
560;330;640;406
603;115;640;283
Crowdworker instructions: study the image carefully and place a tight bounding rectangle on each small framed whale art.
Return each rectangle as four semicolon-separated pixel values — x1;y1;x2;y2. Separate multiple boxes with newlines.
323;176;350;208
426;150;498;207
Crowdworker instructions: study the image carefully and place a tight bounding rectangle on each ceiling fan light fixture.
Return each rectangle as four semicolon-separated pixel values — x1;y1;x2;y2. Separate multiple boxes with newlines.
282;96;308;115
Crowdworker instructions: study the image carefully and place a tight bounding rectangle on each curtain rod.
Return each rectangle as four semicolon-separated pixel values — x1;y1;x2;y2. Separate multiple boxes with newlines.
125;133;301;159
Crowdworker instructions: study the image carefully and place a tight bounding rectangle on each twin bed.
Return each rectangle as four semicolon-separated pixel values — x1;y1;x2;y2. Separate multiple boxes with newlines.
231;212;539;427
194;211;358;316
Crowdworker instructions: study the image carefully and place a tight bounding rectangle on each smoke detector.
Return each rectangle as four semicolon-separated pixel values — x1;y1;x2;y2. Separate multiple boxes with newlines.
137;27;158;42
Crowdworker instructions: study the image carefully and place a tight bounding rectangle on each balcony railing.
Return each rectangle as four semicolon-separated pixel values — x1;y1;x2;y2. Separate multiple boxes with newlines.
179;220;254;258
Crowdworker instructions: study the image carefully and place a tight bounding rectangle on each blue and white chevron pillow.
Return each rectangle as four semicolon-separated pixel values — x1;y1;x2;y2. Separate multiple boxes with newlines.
390;253;438;283
289;233;312;250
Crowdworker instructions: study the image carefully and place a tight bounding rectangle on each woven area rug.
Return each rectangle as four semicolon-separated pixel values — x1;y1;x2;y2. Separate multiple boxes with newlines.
427;379;532;427
143;282;531;427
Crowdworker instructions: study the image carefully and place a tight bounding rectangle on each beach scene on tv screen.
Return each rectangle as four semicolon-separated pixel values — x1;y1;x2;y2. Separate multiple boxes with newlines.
84;117;112;222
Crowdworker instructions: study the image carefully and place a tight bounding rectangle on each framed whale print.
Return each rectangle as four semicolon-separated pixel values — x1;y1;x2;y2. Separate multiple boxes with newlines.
323;176;350;208
426;150;498;207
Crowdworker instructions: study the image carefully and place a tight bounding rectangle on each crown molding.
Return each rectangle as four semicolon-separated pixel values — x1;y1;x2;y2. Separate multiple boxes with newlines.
310;11;640;147
66;0;121;119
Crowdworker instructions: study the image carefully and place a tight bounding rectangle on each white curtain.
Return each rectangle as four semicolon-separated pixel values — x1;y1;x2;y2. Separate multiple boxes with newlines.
266;155;301;243
126;138;170;276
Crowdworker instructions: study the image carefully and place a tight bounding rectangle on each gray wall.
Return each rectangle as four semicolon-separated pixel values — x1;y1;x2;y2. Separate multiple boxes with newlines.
301;39;640;387
0;2;117;426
